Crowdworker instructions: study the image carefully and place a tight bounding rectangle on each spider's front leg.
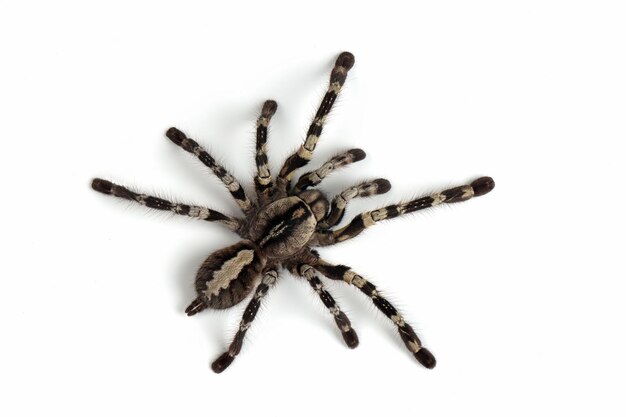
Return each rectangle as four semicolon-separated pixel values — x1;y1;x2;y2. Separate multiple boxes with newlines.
313;259;436;369
211;269;278;373
254;100;278;204
317;178;391;230
277;52;355;191
313;176;495;245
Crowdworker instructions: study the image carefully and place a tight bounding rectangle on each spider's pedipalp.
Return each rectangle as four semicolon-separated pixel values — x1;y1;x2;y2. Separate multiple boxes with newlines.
165;127;253;213
292;263;359;348
211;269;278;373
254;100;278;202
293;148;366;193
91;178;242;231
315;177;495;245
277;51;355;186
313;259;436;369
317;178;391;230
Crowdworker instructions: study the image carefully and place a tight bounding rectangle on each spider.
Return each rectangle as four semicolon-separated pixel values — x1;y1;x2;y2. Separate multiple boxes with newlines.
92;51;495;373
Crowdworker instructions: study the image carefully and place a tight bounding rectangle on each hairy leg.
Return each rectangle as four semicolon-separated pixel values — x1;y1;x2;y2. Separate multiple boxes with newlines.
254;100;278;203
277;52;355;190
317;178;391;230
91;178;241;231
314;176;495;246
165;127;253;213
292;263;358;348
313;259;436;369
211;269;278;373
292;148;365;194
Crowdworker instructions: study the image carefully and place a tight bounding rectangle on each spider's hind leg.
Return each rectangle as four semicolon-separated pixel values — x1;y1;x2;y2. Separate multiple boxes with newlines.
291;263;358;348
211;269;278;373
313;259;436;369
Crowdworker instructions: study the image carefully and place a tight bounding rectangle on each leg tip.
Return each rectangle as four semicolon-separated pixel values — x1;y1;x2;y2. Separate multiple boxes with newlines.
211;352;235;373
373;178;392;194
165;127;185;144
349;148;366;162
342;329;359;349
414;348;437;369
91;178;112;194
261;100;278;118
335;52;355;70
471;176;495;197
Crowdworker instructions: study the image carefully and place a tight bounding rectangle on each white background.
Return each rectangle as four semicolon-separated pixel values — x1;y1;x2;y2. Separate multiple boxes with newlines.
1;1;625;416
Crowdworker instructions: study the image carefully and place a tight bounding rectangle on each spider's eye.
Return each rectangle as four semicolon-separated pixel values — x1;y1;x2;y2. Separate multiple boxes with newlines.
195;240;265;309
297;190;329;222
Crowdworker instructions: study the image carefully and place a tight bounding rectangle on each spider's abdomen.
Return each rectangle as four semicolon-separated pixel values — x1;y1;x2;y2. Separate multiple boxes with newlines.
195;241;266;309
249;196;316;259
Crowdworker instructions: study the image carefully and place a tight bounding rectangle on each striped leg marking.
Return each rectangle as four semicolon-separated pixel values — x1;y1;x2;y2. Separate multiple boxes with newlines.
91;178;241;231
165;127;253;213
211;270;278;373
318;178;391;230
313;260;436;369
254;100;278;201
278;52;355;185
315;176;495;246
297;264;358;348
293;148;366;194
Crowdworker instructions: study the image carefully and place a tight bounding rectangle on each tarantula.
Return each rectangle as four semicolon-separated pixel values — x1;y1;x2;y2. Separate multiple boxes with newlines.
92;51;494;373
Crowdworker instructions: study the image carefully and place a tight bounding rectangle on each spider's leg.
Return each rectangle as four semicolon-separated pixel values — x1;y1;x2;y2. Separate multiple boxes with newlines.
91;178;242;232
313;259;436;369
254;100;278;203
317;178;391;230
165;127;253;213
277;52;355;191
211;269;278;373
292;148;366;194
291;263;358;348
313;176;495;246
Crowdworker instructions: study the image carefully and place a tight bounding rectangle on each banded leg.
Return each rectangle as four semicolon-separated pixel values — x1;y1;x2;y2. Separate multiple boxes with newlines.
254;100;278;202
318;178;391;230
313;260;436;369
292;148;366;194
294;264;358;348
315;176;495;246
211;270;278;373
165;127;253;213
91;178;241;231
277;52;355;188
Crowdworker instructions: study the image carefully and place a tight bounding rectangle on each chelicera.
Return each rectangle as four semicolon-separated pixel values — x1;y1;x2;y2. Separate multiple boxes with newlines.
92;52;495;373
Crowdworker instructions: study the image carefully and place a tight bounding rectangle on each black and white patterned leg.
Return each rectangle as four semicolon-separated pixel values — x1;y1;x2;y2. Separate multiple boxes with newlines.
165;127;253;213
277;52;355;188
292;148;366;194
254;100;278;202
295;264;358;348
314;176;495;245
317;178;391;229
313;260;436;369
211;269;278;373
91;178;242;231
